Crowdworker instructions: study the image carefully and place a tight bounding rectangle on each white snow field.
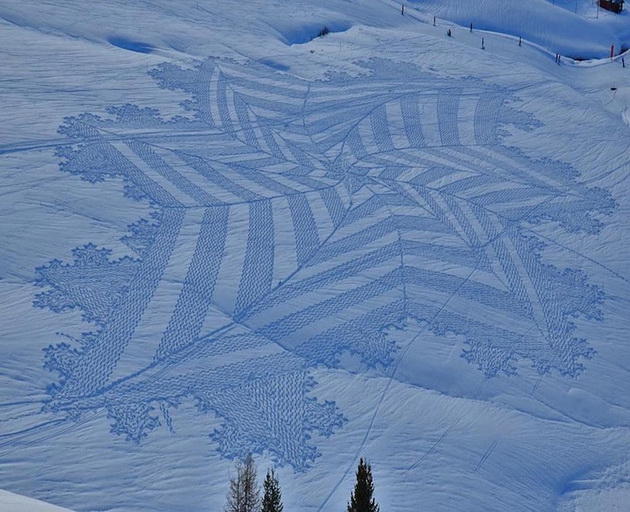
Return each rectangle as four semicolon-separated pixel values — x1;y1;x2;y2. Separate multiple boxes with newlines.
0;490;73;512
1;0;629;510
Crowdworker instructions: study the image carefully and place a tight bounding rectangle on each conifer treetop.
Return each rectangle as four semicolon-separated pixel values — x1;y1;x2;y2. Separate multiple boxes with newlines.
261;467;284;512
347;458;380;512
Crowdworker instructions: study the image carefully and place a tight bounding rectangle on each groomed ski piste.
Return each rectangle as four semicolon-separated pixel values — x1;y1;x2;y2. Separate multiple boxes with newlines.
1;0;629;510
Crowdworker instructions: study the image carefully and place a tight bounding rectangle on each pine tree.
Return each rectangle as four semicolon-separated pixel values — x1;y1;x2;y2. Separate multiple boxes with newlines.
261;468;284;512
347;458;380;512
225;454;260;512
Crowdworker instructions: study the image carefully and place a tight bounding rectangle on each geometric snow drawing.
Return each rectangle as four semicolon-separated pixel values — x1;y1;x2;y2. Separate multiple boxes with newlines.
34;57;614;469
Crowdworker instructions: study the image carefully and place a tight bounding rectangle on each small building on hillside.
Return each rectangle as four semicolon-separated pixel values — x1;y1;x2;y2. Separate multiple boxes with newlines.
599;0;624;13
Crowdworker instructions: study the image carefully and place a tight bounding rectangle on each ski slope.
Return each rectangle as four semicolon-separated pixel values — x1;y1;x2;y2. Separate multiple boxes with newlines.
1;0;629;510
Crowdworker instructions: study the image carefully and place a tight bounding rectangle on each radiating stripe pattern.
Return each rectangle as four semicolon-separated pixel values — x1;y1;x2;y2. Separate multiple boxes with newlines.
34;58;613;467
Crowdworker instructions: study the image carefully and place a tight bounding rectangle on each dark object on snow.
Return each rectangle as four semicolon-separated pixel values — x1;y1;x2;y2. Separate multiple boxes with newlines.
447;29;452;37
261;469;283;512
519;36;522;46
347;459;380;512
318;26;330;38
470;23;473;32
225;455;260;512
481;37;485;50
598;0;624;13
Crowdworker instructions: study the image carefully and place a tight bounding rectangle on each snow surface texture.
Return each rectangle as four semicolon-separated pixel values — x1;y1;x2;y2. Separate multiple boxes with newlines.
410;0;630;59
35;57;613;440
1;0;629;511
0;490;73;512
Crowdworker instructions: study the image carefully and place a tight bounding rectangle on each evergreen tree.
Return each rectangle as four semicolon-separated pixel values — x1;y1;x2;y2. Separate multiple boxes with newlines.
347;458;380;512
261;468;284;512
225;454;260;512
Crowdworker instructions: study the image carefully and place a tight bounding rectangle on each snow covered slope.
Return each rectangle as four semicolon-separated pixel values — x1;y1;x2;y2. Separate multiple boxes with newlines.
408;0;630;58
1;0;629;511
0;490;74;512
